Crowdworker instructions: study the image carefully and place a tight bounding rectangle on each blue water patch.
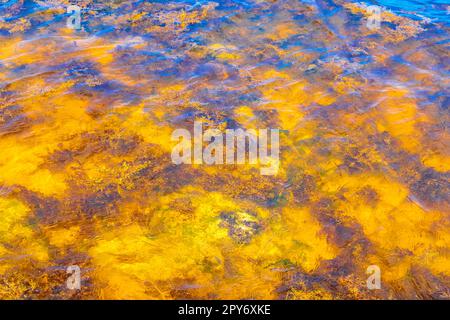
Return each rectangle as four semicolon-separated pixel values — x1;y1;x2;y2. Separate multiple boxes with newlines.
358;0;450;25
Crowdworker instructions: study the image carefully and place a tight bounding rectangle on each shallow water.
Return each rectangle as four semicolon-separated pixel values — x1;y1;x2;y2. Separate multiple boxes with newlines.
0;0;449;299
360;0;450;24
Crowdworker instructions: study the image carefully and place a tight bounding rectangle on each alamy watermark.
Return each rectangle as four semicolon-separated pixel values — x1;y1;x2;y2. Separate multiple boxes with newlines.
66;265;81;290
67;5;81;30
366;265;381;290
171;121;280;175
366;5;382;30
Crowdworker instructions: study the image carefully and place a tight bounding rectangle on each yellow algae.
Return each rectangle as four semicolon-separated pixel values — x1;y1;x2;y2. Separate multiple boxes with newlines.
213;206;337;298
323;173;450;282
1;39;60;67
215;51;241;61
263;81;309;104
46;93;93;134
70;43;116;66
313;91;337;106
234;105;267;131
421;154;450;172
0;136;68;196
208;43;241;61
269;206;336;272
0;37;23;60
26;170;68;196
88;188;335;299
46;226;81;249
288;288;333;300
0;198;49;270
375;89;429;152
89;191;234;299
261;69;291;81
0;84;95;196
428;253;450;276
266;22;300;41
260;80;310;131
122;108;174;151
208;43;229;51
334;76;365;94
0;198;32;243
89;225;172;299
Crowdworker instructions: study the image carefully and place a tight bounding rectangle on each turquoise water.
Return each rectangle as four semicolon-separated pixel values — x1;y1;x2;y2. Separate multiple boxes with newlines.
359;0;450;24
